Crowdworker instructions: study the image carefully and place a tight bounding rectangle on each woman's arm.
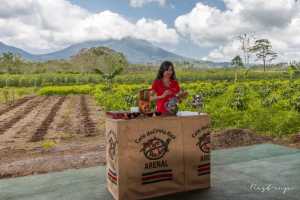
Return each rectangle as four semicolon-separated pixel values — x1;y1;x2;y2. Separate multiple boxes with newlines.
150;94;163;101
150;90;171;101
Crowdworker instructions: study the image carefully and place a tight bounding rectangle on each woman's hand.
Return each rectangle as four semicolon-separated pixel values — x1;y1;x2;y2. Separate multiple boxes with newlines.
161;90;172;98
150;89;172;101
177;90;188;103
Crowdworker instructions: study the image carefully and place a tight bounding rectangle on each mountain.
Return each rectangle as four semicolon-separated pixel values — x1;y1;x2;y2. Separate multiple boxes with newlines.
33;38;192;64
0;38;190;64
0;41;36;60
0;38;230;66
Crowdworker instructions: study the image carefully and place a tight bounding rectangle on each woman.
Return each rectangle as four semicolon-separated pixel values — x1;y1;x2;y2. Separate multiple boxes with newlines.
150;61;181;114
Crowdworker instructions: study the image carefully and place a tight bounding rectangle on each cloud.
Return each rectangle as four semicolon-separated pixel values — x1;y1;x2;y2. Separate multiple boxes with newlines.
175;3;241;47
0;0;178;54
0;0;33;18
175;0;300;62
205;40;241;62
135;18;178;44
128;0;166;7
205;17;300;62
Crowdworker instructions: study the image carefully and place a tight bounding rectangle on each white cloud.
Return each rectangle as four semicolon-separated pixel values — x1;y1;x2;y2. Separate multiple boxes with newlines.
175;0;300;62
135;18;178;44
206;40;241;62
175;3;242;47
128;0;166;7
0;0;33;18
0;0;178;54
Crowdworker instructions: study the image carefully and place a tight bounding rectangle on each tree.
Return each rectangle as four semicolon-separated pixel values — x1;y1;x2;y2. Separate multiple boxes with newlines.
237;32;255;66
71;47;128;73
232;55;244;67
0;52;23;73
249;39;278;72
231;55;244;83
94;67;123;90
72;47;128;89
287;62;300;82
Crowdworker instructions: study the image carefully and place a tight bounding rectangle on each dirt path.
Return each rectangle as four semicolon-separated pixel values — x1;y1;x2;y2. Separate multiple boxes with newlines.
0;137;106;179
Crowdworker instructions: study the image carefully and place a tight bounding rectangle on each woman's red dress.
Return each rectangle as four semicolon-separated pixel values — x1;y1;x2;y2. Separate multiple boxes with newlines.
151;79;180;113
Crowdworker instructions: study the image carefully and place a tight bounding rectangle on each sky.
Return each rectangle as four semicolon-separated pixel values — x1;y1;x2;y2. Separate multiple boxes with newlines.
1;0;300;62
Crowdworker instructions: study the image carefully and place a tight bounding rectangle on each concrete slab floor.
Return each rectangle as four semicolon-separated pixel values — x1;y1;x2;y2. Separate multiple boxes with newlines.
0;144;299;200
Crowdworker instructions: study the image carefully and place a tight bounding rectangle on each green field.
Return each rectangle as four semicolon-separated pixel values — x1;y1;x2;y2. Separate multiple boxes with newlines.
35;78;300;138
0;69;294;87
1;68;300;138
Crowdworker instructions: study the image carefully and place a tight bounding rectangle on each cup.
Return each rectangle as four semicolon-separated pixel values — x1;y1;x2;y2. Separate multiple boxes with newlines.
130;107;139;113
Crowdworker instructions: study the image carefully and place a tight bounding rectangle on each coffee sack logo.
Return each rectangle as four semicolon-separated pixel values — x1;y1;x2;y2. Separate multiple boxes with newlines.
107;130;119;182
141;137;171;160
135;129;176;185
197;132;210;153
192;126;211;162
135;129;176;170
192;126;211;153
107;130;118;161
192;126;211;177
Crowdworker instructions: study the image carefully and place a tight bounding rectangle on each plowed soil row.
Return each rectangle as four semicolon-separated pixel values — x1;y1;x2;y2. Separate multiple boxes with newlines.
0;96;48;135
80;95;97;137
30;96;66;142
0;96;34;117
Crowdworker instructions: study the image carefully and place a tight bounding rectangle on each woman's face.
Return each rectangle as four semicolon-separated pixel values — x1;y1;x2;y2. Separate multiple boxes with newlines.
163;66;173;79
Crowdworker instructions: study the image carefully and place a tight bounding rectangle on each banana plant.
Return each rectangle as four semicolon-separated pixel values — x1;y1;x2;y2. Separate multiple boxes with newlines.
94;67;123;90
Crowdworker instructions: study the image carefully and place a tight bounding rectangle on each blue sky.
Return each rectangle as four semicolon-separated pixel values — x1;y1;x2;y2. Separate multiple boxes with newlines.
69;0;225;27
1;0;300;62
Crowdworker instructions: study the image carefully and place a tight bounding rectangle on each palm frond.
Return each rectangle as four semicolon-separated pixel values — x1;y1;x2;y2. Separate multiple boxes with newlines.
94;68;104;75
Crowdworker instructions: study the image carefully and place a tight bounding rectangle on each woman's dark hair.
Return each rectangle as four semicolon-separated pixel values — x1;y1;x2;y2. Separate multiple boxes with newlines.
156;61;176;80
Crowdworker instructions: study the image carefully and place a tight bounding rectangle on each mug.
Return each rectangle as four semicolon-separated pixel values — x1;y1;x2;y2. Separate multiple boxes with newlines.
130;107;139;113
